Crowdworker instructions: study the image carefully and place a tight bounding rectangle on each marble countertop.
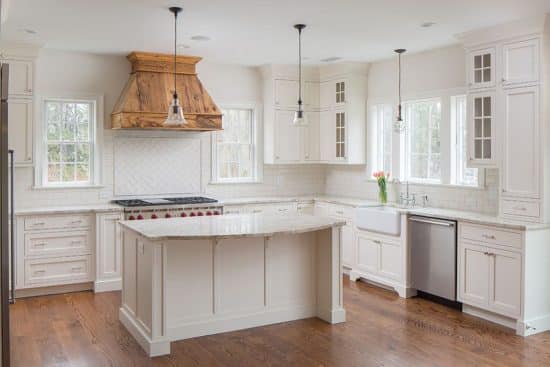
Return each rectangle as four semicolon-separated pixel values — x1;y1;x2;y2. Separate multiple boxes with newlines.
15;203;123;216
119;213;346;240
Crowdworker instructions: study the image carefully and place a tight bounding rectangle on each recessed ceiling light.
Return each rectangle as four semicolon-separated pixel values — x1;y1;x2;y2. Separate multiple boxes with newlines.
190;35;211;41
420;22;436;28
177;44;190;49
303;56;311;61
320;57;342;63
19;28;37;35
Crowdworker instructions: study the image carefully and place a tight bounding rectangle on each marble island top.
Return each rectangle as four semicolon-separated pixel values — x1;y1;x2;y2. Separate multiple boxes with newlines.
119;213;346;240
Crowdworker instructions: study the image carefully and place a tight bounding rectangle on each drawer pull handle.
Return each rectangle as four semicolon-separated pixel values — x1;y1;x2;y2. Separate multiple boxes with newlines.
32;222;45;226
482;234;496;240
70;240;82;245
33;242;46;247
278;208;288;212
71;266;83;271
373;240;381;244
70;220;83;224
336;210;344;215
252;210;262;213
33;270;46;275
513;207;527;211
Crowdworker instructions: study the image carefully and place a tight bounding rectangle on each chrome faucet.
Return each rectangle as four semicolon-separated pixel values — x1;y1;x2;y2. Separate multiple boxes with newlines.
399;181;416;207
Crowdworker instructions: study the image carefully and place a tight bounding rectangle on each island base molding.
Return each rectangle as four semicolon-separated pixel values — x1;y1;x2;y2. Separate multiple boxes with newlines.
119;226;346;357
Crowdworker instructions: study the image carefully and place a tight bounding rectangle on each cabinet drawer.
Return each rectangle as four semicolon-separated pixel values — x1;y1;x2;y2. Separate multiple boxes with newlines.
502;199;540;218
25;231;91;258
24;214;93;231
25;255;92;286
329;204;354;219
461;223;522;250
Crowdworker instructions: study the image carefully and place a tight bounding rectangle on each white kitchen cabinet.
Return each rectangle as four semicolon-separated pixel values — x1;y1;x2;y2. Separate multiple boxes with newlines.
467;47;495;89
297;202;315;215
319;108;365;164
489;247;522;318
314;201;355;268
501;38;539;87
352;228;404;296
304;81;319;110
341;224;355;268
8;98;33;166
302;111;320;161
95;212;124;292
274;110;301;163
274;79;298;109
458;242;490;308
2;58;33;97
467;91;496;167
501;86;539;200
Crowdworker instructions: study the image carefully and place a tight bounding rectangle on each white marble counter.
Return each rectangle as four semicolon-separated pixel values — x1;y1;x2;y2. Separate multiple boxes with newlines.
119;213;346;240
14;203;123;216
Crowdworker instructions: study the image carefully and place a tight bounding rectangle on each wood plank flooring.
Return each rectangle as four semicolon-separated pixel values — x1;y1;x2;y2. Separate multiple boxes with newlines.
9;276;550;367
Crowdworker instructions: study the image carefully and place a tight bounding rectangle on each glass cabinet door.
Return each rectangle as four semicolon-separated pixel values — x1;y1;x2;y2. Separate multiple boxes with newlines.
335;81;346;104
468;92;495;166
335;111;346;159
469;48;495;89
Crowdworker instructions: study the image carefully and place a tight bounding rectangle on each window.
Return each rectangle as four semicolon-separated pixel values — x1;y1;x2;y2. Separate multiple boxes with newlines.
212;107;258;183
371;104;393;173
404;98;442;183
452;95;479;186
41;98;98;186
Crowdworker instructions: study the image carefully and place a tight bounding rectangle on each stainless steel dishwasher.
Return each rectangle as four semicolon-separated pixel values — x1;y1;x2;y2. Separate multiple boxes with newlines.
409;216;457;301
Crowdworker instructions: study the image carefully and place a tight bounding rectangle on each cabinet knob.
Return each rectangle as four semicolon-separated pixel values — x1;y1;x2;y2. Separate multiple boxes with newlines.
501;78;506;82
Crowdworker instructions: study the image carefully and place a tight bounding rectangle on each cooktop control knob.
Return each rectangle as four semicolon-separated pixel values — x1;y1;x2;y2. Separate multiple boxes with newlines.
129;215;136;220
197;212;204;216
151;214;158;219
165;213;172;218
190;212;196;217
213;210;220;215
137;215;144;220
206;211;212;216
180;212;187;217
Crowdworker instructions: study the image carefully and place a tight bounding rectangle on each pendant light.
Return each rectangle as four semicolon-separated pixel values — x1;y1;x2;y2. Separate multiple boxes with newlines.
164;6;187;127
393;48;406;133
293;24;307;125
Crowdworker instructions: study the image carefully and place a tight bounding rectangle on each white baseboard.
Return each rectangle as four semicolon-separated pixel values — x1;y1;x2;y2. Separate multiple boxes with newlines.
119;307;171;357
94;278;122;293
15;282;93;298
517;314;550;336
462;305;517;330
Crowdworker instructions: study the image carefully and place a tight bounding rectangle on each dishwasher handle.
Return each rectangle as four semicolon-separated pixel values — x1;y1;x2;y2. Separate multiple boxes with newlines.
409;216;455;227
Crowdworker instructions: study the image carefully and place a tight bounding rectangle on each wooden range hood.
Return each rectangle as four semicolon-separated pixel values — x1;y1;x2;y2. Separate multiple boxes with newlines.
111;51;222;130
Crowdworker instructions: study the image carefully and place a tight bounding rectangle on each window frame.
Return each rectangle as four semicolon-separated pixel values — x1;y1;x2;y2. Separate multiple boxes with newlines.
210;104;262;184
35;93;103;188
367;89;484;189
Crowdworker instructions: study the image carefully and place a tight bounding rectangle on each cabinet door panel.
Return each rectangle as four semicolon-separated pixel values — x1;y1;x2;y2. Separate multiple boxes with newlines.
274;110;301;163
356;235;378;274
304;112;320;161
319;110;335;162
489;248;521;318
319;82;332;110
458;242;489;308
468;48;495;89
502;86;539;198
379;240;401;281
97;213;124;281
8;98;33;165
467;91;495;167
274;79;298;109
341;223;355;268
502;39;539;86
304;81;319;110
5;59;33;96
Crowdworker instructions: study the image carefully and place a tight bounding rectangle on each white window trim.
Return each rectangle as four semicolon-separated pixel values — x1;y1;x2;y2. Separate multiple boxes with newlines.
210;103;263;184
366;87;485;189
34;93;103;188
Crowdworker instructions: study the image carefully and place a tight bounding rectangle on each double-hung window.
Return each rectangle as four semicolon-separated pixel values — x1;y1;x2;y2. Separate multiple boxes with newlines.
40;97;99;187
371;104;393;173
404;98;442;183
212;107;259;183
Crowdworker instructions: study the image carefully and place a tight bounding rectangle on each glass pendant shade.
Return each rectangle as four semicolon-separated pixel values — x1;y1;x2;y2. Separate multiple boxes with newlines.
293;108;307;125
164;92;187;126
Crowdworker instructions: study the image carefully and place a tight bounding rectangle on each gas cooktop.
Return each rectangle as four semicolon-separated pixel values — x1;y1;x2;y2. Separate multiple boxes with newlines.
113;196;218;208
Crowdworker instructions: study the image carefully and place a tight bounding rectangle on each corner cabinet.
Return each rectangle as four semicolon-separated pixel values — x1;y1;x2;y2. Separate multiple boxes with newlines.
467;91;496;166
262;64;367;165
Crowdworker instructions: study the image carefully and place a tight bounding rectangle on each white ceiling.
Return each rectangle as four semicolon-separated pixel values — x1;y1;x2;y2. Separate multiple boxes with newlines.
1;0;549;65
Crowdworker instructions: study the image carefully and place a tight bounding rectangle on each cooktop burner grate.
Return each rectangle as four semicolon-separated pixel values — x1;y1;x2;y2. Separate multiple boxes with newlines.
113;196;218;208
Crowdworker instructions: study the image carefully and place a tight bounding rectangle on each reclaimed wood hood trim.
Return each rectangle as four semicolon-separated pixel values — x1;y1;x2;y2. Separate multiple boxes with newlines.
111;51;222;131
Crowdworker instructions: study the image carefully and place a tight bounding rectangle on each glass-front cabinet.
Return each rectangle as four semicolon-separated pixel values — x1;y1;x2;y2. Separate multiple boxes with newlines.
335;111;346;159
468;91;496;167
468;48;495;89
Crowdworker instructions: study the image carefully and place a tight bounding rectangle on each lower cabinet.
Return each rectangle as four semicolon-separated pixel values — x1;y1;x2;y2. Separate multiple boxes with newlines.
354;230;403;286
458;230;522;319
95;212;124;292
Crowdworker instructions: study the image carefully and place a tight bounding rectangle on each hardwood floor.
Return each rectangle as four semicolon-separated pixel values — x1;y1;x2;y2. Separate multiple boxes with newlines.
9;277;550;367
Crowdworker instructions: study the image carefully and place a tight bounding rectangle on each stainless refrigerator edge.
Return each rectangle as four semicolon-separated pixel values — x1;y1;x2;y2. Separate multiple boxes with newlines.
1;62;11;367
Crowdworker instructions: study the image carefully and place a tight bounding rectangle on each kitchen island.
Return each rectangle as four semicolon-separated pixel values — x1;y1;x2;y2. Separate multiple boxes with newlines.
118;213;347;356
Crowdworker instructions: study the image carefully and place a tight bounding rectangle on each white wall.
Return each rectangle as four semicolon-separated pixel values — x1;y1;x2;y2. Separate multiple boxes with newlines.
14;49;326;209
324;45;499;214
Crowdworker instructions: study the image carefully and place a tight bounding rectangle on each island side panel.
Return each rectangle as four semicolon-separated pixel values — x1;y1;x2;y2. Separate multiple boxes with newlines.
316;226;346;323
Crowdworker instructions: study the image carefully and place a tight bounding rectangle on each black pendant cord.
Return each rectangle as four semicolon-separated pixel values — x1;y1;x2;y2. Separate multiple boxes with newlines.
298;26;302;109
173;9;178;99
394;48;406;122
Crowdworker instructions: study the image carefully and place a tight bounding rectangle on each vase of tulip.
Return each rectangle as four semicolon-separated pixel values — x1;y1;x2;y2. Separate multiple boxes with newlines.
373;171;390;204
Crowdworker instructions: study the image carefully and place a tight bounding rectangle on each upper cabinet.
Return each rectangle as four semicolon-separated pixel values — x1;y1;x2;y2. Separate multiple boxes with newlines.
262;64;367;165
501;38;540;87
467;47;495;89
467;91;495;166
0;51;36;167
